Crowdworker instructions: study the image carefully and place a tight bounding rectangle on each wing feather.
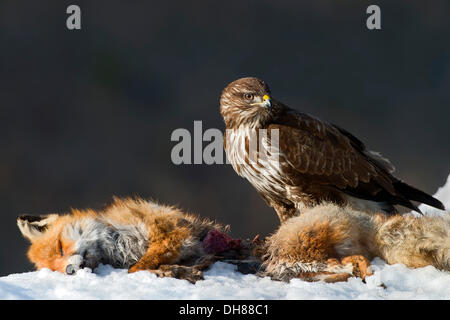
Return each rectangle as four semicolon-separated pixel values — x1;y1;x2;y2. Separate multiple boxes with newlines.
268;110;396;197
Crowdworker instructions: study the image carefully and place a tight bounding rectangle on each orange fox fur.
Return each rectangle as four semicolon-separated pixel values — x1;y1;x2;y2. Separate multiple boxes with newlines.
18;197;449;284
262;203;450;282
17;197;251;283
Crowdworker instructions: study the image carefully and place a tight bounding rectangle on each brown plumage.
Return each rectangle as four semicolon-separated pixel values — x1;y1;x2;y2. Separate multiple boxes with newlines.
220;77;445;222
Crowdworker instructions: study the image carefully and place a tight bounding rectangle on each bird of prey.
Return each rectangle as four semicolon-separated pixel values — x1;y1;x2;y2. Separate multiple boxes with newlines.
220;77;445;223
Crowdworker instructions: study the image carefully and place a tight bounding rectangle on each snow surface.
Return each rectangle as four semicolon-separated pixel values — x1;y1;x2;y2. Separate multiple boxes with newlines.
417;174;450;216
1;174;449;300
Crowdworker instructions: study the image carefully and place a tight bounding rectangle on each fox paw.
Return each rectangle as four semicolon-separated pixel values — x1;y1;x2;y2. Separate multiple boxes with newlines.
264;255;373;283
149;265;204;284
128;264;148;274
320;255;373;282
341;255;373;280
314;256;372;283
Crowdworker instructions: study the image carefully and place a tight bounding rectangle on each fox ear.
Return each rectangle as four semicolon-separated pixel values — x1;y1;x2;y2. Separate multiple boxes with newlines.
17;214;58;241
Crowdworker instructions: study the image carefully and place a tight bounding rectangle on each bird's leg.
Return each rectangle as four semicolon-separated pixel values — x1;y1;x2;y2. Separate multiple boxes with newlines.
272;203;298;223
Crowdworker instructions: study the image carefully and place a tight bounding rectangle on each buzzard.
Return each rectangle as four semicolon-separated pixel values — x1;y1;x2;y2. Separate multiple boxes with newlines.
220;77;445;222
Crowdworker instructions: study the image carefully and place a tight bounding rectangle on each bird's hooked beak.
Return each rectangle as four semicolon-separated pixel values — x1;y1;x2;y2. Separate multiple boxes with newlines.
251;94;272;109
262;94;271;109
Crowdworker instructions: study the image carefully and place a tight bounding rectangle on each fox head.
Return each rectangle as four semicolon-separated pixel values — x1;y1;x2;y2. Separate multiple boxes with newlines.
18;211;148;275
17;213;110;275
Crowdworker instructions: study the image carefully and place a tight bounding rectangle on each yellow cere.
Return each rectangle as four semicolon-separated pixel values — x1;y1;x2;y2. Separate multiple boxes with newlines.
263;95;270;101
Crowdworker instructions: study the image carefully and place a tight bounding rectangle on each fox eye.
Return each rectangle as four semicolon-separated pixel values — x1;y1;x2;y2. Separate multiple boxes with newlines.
59;240;64;256
243;93;254;101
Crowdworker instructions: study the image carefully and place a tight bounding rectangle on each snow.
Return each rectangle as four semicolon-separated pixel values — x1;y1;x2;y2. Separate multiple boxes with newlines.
417;174;450;216
1;174;450;300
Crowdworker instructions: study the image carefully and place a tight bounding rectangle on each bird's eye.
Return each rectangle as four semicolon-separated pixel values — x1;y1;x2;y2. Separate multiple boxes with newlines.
243;93;254;101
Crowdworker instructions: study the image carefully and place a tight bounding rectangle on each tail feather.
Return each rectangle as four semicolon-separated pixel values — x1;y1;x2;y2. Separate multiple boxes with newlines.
394;181;445;211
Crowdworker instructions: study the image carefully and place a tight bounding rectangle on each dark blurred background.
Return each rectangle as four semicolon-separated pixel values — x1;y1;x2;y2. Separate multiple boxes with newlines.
0;1;449;276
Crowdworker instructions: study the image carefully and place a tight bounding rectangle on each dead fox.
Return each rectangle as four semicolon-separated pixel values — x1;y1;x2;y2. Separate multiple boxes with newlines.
17;197;253;283
262;203;450;283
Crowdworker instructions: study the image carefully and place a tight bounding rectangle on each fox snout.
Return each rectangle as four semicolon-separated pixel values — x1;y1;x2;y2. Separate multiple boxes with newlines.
65;264;81;275
65;254;84;275
65;252;101;275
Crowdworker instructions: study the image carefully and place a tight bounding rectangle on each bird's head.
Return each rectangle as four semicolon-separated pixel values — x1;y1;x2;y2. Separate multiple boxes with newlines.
220;77;277;128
